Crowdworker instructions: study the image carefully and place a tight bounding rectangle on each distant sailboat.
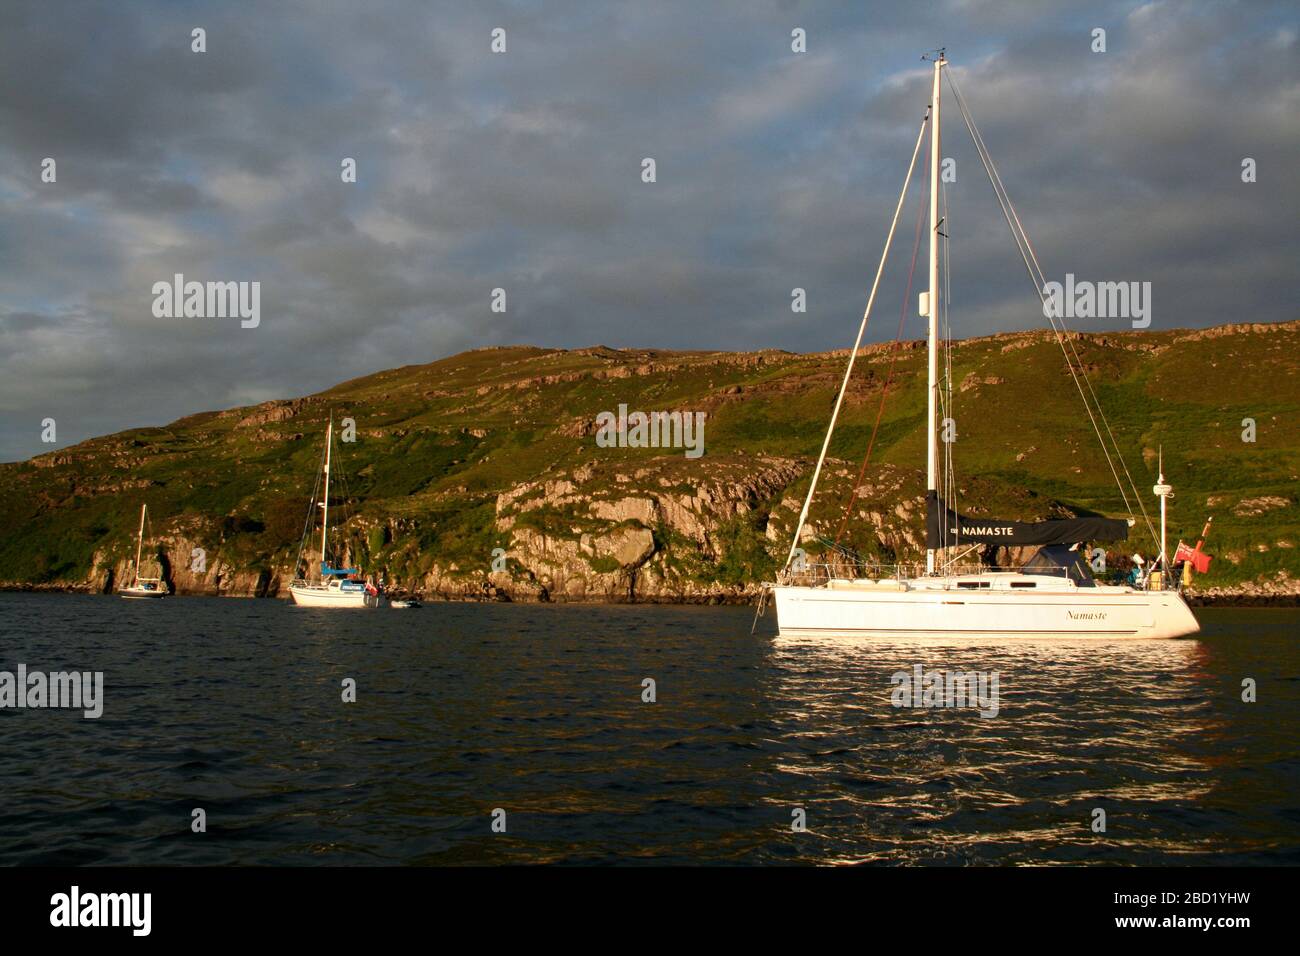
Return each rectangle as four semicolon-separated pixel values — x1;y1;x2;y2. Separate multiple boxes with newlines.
288;414;382;608
119;503;167;599
766;52;1199;640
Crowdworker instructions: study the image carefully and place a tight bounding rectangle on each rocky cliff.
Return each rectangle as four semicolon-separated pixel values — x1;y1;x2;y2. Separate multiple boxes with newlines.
2;321;1297;602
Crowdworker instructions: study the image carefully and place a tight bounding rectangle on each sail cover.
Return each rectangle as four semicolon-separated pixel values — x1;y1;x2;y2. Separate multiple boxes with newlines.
925;492;1129;548
1021;544;1097;586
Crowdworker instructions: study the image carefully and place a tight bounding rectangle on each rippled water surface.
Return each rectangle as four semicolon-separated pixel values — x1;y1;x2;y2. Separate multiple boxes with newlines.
0;594;1296;865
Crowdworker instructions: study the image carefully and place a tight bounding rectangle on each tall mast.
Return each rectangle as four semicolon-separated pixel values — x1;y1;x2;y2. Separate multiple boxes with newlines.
1153;447;1171;588
134;503;147;586
925;52;945;575
320;414;333;572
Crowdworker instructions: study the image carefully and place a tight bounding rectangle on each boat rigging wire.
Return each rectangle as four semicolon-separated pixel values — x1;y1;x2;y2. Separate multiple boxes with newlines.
938;171;960;560
783;109;931;572
944;67;1160;553
292;424;328;580
832;161;929;549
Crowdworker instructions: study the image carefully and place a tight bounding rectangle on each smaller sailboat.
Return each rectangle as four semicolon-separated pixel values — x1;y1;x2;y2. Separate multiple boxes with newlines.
288;414;382;608
119;503;167;599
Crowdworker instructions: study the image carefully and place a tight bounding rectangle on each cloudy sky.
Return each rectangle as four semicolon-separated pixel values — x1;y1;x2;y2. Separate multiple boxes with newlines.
1;0;1295;461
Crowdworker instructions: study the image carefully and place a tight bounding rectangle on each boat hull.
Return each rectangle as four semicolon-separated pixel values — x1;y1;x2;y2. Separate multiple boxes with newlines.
772;579;1199;640
119;588;166;599
289;584;381;608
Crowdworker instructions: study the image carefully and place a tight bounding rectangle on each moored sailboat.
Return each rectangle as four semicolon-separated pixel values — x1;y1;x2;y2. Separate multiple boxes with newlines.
767;52;1199;640
288;414;382;608
118;503;167;599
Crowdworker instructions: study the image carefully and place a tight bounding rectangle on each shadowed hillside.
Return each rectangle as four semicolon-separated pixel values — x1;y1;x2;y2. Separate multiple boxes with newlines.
2;321;1296;602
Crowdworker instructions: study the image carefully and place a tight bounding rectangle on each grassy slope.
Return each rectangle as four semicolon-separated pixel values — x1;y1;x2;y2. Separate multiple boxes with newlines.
1;322;1296;590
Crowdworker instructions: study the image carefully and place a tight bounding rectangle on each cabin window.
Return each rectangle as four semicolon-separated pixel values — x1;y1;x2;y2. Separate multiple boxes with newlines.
957;581;990;589
1010;581;1037;588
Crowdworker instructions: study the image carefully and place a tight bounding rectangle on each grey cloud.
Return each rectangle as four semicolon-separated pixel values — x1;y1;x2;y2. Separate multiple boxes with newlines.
0;0;1295;461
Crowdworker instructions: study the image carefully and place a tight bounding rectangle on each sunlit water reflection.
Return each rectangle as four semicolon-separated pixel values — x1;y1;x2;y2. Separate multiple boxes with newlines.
0;595;1294;865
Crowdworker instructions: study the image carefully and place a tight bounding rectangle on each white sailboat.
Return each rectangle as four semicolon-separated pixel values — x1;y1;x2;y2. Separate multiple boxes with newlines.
768;52;1199;640
288;414;382;608
119;503;167;599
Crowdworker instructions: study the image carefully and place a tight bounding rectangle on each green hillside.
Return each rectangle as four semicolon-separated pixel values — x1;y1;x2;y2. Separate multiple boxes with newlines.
1;321;1296;600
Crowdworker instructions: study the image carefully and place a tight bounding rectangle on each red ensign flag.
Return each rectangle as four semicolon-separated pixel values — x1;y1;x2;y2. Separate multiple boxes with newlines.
1175;541;1212;574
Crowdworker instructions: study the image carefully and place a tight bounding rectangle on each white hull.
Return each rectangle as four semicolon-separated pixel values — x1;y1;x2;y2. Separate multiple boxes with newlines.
773;574;1199;640
119;587;166;599
289;583;381;608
